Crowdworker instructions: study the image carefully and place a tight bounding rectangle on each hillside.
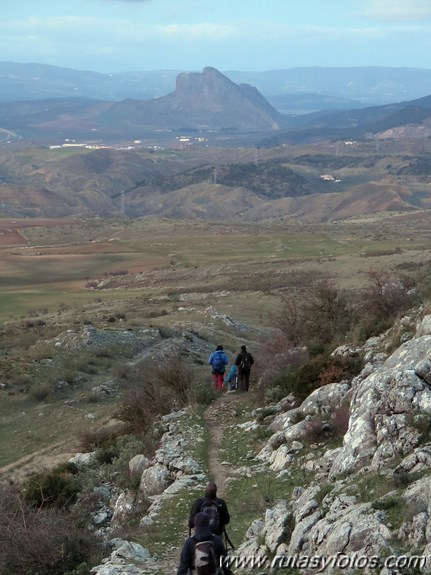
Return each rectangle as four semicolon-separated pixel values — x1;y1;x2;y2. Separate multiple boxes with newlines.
1;209;431;573
4;307;431;574
2;138;431;222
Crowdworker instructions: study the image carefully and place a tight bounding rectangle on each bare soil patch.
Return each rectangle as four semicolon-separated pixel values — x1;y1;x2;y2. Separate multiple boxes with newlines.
0;438;80;486
0;227;28;246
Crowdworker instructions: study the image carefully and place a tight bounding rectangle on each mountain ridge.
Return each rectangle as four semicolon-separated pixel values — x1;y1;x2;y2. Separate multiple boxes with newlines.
2;62;431;108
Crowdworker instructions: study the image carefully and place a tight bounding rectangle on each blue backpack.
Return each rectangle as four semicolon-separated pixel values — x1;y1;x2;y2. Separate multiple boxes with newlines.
211;351;225;373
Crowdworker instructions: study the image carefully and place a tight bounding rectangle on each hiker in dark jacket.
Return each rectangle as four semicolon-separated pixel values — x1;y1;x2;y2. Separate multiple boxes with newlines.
208;345;229;393
234;345;254;392
188;482;230;537
177;512;232;575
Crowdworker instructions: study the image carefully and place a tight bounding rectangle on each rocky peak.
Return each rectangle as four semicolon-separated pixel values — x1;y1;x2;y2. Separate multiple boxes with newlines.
166;66;283;130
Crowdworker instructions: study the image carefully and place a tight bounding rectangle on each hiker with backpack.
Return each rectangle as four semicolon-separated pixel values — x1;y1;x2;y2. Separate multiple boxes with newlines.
188;482;231;540
177;512;232;575
208;345;229;393
234;345;254;392
223;364;237;391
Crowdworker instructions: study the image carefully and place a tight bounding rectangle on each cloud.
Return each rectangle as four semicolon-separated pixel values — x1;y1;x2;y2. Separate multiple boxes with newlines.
362;0;431;21
158;22;237;40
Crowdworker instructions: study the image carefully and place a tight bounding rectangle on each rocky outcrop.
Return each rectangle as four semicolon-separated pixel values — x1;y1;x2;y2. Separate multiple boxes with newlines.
89;408;207;575
236;315;431;572
119;66;284;132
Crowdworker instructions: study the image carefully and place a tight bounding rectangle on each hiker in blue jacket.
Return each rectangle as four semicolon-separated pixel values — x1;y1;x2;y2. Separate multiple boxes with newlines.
208;345;229;393
224;364;237;391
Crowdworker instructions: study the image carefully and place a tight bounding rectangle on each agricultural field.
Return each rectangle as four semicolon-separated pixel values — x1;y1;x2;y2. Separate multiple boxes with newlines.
0;213;430;316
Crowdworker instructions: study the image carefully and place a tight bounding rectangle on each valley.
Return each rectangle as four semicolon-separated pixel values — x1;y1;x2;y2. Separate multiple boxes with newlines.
0;209;430;476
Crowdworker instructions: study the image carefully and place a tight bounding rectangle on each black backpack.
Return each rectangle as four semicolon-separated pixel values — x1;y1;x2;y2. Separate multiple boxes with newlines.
193;538;218;575
240;353;252;372
201;498;221;534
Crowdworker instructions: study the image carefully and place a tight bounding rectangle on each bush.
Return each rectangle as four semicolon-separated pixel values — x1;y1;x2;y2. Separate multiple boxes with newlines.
303;417;328;444
114;353;199;434
352;268;415;341
274;278;353;351
30;384;51;401
263;352;363;405
152;352;194;406
329;404;350;438
78;425;123;452
318;355;364;387
275;353;331;402
23;465;81;510
190;379;218;406
0;487;100;575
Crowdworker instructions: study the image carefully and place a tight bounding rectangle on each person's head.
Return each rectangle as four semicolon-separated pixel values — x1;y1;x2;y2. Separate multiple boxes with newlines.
194;512;209;530
205;481;217;498
216;345;223;351
240;345;247;352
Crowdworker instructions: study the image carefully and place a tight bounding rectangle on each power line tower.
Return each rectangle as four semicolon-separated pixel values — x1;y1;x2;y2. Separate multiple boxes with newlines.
120;190;125;215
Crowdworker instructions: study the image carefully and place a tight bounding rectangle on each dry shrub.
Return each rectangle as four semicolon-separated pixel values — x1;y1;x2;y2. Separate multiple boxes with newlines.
79;424;124;452
353;268;415;340
274;291;307;347
114;353;195;434
318;355;363;387
318;361;346;387
152;352;193;406
114;383;168;434
304;405;349;445
303;418;327;444
0;487;99;575
256;332;308;404
330;404;350;438
274;278;352;351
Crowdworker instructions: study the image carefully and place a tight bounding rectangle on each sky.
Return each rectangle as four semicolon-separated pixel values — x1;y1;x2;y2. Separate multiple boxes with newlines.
2;0;431;74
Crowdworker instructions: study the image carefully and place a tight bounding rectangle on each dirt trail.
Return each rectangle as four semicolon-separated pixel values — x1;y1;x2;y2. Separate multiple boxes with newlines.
203;391;249;498
0;438;80;486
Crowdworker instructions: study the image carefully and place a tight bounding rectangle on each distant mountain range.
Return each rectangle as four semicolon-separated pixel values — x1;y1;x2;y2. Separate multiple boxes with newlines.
0;67;288;143
2;63;431;224
1;65;431;146
2;62;431;111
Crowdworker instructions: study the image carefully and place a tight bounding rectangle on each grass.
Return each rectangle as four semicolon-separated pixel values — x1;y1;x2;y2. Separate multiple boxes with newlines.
136;489;200;555
0;391;115;468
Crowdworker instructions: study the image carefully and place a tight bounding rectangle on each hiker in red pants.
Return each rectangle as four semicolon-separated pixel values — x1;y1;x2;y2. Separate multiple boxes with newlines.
208;345;229;392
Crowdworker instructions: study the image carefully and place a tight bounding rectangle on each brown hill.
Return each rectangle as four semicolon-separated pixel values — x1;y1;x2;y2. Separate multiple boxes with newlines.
2;143;431;222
